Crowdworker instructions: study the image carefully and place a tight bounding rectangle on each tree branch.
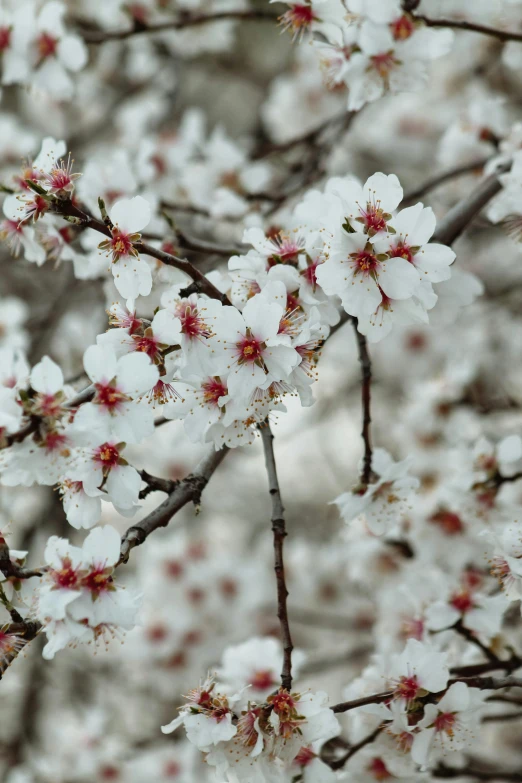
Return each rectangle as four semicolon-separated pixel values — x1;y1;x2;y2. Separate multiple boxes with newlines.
403;157;491;206
79;9;278;43
415;14;522;44
327;725;385;771
47;197;231;305
259;421;293;691
352;319;373;485
453;619;500;664
432;164;511;246
119;445;228;563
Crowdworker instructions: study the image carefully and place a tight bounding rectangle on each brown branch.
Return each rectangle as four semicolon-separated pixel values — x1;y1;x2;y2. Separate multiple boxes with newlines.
327;725;385;771
46;196;231;305
331;691;392;713
432;163;511;246
403;158;491;206
415;14;522;43
482;712;522;723
174;228;244;258
119;445;228;563
453;619;500;664
352;319;373;485
259;421;293;691
434;763;522;781
450;653;522;678
79;9;278;43
138;470;179;499
331;673;522;715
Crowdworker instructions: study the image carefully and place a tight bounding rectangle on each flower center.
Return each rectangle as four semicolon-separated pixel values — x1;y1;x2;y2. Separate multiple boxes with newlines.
93;442;120;469
82;566;113;595
132;334;161;362
37;32;58;60
371;51;397;77
433;711;456;735
52;556;79;589
351;249;379;275
95;383;128;410
34;393;63;419
450;589;474;614
269;690;297;722
355;202;390;236
429;509;464;535
237;334;264;364
394;674;420;702
177;303;211;339
0;26;11;51
201;378;227;406
281;3;316;32
111;230;133;259
294;746;316;767
391;241;413;263
249;669;277;690
391;15;415;41
368;758;392;780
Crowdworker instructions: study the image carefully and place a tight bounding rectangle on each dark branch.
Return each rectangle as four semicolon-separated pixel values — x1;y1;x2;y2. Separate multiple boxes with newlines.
259;421;293;691
352;319;373;485
46;196;231;305
432;164;511;246
453;619;500;664
403;158;491;206
79;9;278;43
416;14;522;43
119;446;228;563
327;725;385;771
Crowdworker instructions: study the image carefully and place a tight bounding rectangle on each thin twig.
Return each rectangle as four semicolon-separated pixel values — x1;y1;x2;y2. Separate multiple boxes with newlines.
434;763;522;781
46;196;231;305
327;725;385;771
331;691;392;713
403;158;491;205
79;9;278;43
352;320;373;485
119;446;228;563
453;619;500;664
259;421;293;691
416;14;522;43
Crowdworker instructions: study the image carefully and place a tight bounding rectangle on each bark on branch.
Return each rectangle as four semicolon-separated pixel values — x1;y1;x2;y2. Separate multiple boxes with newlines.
260;421;294;691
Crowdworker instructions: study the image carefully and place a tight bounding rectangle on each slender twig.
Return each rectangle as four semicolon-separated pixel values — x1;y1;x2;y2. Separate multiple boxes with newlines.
415;14;522;44
352;320;373;485
138;470;179;499
119;446;228;563
327;725;385;771
434;763;522;781
79;9;278;43
45;196;231;305
450;653;522;678
259;421;293;691
482;712;522;723
330;674;522;715
453;619;500;664
331;691;392;713
403;158;491;206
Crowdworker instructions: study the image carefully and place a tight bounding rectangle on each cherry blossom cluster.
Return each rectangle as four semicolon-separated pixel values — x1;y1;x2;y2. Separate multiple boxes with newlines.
0;1;87;101
275;0;454;110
